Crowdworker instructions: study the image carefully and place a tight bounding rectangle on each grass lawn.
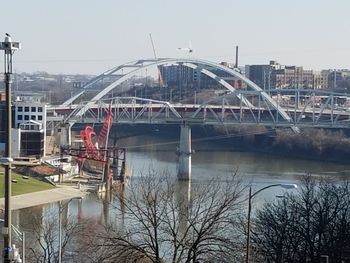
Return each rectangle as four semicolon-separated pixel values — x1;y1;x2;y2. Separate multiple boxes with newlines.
0;169;55;197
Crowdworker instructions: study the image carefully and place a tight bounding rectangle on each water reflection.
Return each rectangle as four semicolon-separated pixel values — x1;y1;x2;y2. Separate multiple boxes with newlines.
98;191;112;225
12;135;350;256
176;180;191;237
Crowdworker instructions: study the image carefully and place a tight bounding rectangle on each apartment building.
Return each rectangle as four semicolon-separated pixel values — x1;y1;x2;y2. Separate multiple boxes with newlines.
247;61;321;90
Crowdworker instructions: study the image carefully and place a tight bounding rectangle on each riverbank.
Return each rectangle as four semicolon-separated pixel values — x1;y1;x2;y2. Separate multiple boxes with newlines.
0;171;55;197
0;186;85;210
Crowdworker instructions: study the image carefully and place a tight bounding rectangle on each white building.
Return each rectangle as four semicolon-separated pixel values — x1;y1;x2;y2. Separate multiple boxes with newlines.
13;94;47;157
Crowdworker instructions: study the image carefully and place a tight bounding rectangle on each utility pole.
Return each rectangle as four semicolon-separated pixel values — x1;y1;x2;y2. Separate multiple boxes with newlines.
0;33;21;263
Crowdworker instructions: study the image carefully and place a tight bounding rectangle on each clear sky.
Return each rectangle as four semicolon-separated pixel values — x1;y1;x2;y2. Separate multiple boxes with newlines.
1;0;349;74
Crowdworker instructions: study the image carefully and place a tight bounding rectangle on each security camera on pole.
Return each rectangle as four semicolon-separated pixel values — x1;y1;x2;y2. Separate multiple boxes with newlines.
0;33;21;262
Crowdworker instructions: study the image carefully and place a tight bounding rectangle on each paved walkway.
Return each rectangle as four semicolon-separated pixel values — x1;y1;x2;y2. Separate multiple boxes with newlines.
0;186;86;210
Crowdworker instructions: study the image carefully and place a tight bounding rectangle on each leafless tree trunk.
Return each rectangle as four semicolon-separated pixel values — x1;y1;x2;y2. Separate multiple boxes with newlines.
24;208;84;263
253;174;350;263
88;169;245;263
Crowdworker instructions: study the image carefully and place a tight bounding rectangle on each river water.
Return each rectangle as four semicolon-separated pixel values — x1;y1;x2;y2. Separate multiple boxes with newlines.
118;135;350;203
9;134;350;258
18;134;350;217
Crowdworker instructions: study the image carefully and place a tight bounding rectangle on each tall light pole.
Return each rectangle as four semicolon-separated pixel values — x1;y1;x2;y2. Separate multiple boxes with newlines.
58;197;83;263
245;183;297;263
0;34;21;263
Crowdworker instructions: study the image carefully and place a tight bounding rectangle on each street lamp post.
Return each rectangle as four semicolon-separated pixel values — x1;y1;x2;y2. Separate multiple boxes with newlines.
0;33;21;263
245;183;297;263
58;197;82;263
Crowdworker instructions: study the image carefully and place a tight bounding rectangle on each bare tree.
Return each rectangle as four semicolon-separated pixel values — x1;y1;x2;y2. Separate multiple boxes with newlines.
253;174;350;263
25;208;84;263
88;169;245;263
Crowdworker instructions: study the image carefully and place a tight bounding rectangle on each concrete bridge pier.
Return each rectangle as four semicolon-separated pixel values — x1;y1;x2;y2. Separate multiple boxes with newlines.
57;122;73;147
177;124;192;181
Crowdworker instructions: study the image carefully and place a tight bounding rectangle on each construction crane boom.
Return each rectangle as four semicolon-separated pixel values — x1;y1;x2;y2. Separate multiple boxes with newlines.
149;33;164;87
149;33;157;59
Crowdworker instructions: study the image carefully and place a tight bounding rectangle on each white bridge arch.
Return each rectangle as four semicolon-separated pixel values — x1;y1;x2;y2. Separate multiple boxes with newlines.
62;58;294;126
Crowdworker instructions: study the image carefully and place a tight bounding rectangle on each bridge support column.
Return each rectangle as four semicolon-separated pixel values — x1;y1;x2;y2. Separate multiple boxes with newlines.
178;124;192;181
58;122;73;147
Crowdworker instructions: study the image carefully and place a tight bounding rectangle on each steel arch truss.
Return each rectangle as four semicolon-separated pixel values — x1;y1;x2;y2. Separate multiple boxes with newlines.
62;58;294;126
56;88;350;129
72;97;182;124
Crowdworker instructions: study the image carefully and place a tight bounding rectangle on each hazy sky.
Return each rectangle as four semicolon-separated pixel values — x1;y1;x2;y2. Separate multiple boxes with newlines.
1;0;349;74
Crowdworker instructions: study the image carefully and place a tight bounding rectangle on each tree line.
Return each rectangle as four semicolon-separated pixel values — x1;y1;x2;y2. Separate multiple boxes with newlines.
20;172;350;262
252;175;350;263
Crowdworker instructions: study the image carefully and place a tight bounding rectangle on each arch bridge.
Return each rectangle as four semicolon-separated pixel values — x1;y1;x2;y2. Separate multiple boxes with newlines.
53;58;350;129
50;58;350;180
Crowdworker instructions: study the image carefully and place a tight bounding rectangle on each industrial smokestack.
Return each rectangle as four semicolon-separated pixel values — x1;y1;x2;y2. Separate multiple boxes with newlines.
235;45;239;69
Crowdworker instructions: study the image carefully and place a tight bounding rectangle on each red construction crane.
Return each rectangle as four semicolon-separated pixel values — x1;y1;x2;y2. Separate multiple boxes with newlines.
80;108;113;161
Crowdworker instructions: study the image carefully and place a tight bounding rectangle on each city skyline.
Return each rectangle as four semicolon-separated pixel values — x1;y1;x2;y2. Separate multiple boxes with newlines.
1;0;349;74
